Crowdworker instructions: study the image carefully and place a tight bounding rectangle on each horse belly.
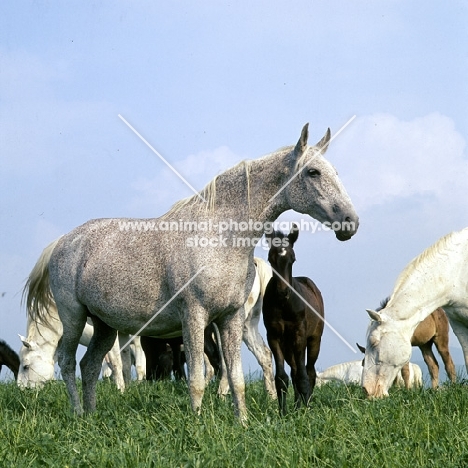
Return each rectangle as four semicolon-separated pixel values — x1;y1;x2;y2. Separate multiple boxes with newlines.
86;304;184;338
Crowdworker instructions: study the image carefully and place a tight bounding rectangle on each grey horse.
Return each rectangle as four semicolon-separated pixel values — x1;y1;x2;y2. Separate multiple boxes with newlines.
25;123;359;420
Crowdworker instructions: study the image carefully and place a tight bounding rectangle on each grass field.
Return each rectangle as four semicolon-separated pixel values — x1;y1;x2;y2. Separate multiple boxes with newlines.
1;376;468;467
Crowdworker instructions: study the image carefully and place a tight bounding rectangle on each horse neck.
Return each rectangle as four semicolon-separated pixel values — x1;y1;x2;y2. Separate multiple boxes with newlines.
172;149;294;240
389;228;468;328
26;304;62;349
387;267;459;334
246;150;296;224
271;260;294;291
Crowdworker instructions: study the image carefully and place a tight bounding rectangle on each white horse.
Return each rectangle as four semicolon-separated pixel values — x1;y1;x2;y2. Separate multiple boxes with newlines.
316;360;422;388
17;303;145;389
25;124;358;419
362;227;468;398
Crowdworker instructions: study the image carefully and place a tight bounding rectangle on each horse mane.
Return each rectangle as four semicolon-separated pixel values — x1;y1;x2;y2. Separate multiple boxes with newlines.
161;139;313;220
392;230;465;296
162;159;253;218
376;297;390;311
0;339;20;366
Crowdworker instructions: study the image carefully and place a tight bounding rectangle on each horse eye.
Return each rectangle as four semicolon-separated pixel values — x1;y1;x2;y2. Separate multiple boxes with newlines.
23;365;29;370
308;169;320;178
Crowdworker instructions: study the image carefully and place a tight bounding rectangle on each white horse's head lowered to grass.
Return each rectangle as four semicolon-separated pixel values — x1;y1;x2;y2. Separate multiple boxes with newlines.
17;330;58;388
361;309;413;398
361;228;468;398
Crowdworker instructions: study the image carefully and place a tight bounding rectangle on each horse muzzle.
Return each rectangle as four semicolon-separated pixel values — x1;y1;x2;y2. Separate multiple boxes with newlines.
334;215;359;241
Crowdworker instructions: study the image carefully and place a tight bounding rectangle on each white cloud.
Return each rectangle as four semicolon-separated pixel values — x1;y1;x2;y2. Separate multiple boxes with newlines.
331;112;468;212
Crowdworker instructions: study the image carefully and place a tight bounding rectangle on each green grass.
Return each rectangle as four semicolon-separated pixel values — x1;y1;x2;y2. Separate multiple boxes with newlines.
1;377;468;467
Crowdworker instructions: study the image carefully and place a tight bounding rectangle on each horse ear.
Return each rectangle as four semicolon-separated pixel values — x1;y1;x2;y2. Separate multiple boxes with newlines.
19;334;30;348
288;223;299;245
19;334;37;349
366;309;387;323
294;123;309;156
356;343;366;354
315;128;331;155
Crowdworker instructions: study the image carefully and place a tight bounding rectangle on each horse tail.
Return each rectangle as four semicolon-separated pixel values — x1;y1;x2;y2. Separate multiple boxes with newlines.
23;237;61;328
253;257;273;297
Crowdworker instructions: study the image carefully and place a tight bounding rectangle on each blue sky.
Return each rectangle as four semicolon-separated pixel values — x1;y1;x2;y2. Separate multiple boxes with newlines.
1;1;467;380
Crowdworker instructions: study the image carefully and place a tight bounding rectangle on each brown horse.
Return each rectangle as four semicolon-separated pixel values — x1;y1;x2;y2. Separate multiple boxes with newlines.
263;224;324;415
0;339;20;380
140;323;221;381
140;336;186;380
376;298;456;388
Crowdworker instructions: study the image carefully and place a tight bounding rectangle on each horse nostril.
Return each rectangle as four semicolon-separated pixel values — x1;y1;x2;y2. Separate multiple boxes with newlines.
362;386;369;397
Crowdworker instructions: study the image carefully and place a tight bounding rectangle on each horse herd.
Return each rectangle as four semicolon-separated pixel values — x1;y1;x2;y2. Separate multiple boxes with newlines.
2;124;468;420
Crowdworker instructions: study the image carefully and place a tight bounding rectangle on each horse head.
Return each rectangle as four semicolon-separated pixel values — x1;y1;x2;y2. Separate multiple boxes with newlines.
17;334;56;388
284;124;359;241
361;309;412;398
266;223;299;298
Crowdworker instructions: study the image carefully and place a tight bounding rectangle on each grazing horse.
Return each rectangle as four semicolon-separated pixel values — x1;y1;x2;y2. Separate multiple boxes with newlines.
376;298;456;388
362;227;468;398
263;224;325;414
0;339;20;380
17;300;144;390
316;360;422;388
25;124;358;419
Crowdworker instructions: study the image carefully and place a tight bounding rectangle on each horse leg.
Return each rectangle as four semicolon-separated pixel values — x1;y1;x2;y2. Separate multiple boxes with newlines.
288;354;302;409
433;338;457;384
57;306;88;415
419;343;439;389
204;353;215;384
305;333;322;399
118;333;132;385
291;345;310;410
446;317;468;378
242;298;276;399
210;323;229;397
131;336;146;381
80;316;117;413
400;362;411;389
268;337;289;415
217;308;247;421
182;307;210;416
105;336;125;391
171;339;186;380
204;324;222;378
